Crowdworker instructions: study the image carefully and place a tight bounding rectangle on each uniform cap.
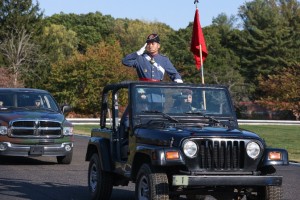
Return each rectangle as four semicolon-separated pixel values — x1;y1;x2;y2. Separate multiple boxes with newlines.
146;34;160;43
182;89;193;95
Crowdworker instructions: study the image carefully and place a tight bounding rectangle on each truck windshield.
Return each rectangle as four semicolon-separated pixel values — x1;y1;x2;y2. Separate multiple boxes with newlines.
0;92;60;112
133;86;233;117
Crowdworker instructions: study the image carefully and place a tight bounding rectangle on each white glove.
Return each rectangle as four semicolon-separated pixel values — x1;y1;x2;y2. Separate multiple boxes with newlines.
174;79;183;83
136;43;147;55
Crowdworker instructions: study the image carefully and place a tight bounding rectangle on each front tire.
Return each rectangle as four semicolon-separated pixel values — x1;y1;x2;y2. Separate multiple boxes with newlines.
135;164;169;200
265;186;283;200
253;186;283;200
88;153;113;200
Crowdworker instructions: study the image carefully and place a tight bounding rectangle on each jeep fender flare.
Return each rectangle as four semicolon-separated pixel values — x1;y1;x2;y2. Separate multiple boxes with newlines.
85;137;112;171
134;145;184;166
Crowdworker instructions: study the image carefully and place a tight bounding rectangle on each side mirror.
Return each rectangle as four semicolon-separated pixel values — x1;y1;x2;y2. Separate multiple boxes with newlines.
62;105;72;115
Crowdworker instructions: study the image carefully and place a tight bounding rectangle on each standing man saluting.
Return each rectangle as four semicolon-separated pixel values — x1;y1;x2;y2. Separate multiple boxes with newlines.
122;33;183;83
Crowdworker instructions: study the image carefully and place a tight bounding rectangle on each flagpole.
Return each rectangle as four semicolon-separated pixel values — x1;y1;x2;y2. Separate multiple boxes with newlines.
200;44;207;109
193;0;207;109
197;6;206;109
194;0;204;84
200;44;204;84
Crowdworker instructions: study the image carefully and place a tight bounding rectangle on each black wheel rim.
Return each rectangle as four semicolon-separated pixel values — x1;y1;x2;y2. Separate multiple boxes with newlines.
138;174;150;200
89;162;98;192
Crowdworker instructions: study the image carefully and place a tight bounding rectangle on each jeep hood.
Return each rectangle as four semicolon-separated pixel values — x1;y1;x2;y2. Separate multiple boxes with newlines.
135;126;262;147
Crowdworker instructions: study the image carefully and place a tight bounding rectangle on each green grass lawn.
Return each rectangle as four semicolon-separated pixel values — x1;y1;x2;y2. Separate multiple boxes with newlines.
74;124;300;162
240;125;300;162
74;124;96;135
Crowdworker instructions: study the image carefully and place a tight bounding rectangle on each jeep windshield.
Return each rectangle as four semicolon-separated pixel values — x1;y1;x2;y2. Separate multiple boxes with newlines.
132;84;234;119
0;91;60;112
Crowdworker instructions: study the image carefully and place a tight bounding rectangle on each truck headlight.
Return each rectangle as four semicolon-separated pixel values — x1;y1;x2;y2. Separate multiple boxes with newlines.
183;140;198;158
246;141;260;159
63;127;73;136
0;126;8;135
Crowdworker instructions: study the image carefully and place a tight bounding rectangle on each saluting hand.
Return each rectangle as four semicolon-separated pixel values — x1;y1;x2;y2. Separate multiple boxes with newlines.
137;43;147;55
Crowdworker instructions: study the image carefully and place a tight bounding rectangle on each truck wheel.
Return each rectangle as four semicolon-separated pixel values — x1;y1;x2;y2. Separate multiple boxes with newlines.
255;186;282;200
135;164;169;200
88;154;113;200
57;152;73;164
265;186;283;200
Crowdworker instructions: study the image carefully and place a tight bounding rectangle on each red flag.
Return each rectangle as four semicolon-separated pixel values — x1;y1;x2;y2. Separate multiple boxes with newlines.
190;8;208;70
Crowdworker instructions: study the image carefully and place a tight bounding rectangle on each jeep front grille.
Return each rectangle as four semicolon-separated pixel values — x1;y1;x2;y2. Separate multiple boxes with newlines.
195;139;245;170
9;120;62;138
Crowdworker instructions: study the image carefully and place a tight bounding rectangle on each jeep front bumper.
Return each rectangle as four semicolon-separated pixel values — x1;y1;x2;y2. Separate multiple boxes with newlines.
173;175;282;186
0;142;73;156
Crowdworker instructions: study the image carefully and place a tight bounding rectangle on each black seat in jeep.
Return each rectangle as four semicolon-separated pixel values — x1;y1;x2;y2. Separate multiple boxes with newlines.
119;106;129;160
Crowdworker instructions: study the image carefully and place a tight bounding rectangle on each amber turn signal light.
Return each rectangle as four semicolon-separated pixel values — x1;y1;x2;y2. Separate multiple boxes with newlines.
166;151;180;160
269;151;282;160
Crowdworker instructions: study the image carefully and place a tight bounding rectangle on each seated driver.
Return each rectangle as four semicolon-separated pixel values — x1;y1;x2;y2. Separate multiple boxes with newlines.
171;89;196;113
35;99;41;107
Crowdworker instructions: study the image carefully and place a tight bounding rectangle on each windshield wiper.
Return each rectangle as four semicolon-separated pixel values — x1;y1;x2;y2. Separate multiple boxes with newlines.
187;111;234;129
190;111;220;123
142;110;179;123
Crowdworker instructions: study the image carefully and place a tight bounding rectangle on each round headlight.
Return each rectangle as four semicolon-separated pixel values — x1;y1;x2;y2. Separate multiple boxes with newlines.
183;140;198;158
0;126;8;135
246;141;260;159
63;127;73;136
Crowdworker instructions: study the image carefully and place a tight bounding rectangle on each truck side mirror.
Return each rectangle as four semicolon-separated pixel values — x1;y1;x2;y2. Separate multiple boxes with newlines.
62;105;72;115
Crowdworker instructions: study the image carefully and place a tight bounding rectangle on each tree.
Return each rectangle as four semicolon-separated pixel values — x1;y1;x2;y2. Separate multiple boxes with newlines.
0;68;14;87
257;65;300;120
38;24;78;63
237;0;300;89
0;0;43;41
23;24;79;89
0;0;44;87
0;28;40;87
205;25;247;103
163;27;195;83
44;12;115;53
212;13;241;37
46;40;135;116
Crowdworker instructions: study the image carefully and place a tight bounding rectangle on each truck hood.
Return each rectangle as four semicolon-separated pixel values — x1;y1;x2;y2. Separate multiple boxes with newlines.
0;107;65;125
135;125;262;147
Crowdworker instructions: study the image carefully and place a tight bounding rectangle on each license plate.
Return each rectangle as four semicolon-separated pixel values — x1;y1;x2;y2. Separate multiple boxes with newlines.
29;146;44;155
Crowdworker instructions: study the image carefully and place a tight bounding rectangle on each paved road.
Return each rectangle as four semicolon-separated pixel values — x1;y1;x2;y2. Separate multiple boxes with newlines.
0;135;299;200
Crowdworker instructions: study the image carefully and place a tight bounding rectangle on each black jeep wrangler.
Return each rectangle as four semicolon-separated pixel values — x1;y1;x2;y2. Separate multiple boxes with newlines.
85;82;288;200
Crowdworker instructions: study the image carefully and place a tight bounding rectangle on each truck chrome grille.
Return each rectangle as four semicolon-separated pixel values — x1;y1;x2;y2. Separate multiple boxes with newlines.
196;139;245;170
9;120;62;137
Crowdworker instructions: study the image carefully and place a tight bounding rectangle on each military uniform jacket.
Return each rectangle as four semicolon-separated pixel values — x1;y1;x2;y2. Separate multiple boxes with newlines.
122;52;182;82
